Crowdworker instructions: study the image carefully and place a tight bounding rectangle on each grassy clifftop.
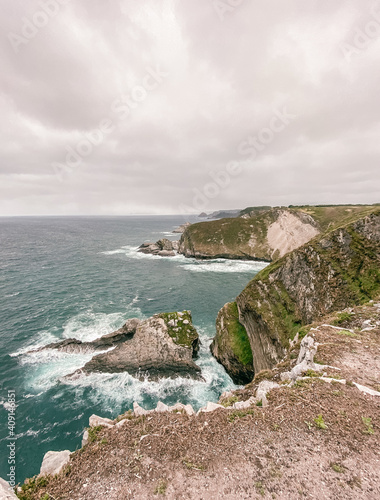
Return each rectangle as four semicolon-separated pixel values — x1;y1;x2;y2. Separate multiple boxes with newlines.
179;205;378;261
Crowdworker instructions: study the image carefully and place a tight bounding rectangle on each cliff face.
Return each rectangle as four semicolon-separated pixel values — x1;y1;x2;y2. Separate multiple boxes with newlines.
210;302;254;385
179;205;377;261
213;210;380;380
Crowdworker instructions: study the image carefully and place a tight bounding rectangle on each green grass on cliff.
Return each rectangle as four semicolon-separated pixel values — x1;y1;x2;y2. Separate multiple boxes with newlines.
182;204;379;262
180;211;277;260
225;302;253;366
158;311;199;349
289;205;377;232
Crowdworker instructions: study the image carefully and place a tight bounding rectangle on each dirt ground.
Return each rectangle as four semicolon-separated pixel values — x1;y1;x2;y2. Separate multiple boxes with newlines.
19;302;380;500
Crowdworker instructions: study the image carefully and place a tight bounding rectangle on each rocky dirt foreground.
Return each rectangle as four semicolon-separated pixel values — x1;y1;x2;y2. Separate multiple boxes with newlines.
16;302;380;500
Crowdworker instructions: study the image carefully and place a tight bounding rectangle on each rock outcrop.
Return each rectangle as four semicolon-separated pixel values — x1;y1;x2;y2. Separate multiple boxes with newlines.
138;238;178;257
172;222;192;233
0;478;18;500
212;210;380;382
40;450;71;476
77;311;202;381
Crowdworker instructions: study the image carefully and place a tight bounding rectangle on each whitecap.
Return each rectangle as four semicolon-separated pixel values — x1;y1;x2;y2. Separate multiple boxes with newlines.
100;248;127;255
13;429;40;439
179;259;268;273
10;329;61;357
101;245;268;274
101;245;183;262
5;292;21;298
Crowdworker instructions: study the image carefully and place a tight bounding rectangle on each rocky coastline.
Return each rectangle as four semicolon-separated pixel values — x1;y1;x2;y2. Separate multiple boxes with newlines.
7;204;380;499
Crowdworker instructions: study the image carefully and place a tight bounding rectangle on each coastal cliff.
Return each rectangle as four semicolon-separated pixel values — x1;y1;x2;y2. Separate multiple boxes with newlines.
178;205;377;261
212;209;380;381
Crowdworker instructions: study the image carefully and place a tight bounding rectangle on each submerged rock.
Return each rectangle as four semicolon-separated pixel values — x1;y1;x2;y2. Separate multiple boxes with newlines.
75;311;202;381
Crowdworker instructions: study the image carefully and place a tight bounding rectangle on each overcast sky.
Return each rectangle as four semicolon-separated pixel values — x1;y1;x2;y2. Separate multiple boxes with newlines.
0;0;379;215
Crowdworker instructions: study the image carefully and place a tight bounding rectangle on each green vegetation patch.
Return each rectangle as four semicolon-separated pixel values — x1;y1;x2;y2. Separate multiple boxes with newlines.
180;208;278;260
158;311;199;350
182;458;205;470
332;311;353;325
331;463;345;473
362;417;374;435
335;330;357;338
87;425;103;443
18;476;50;500
220;395;240;407
154;479;168;495
290;205;377;232
227;408;254;422
314;414;328;430
225;302;253;366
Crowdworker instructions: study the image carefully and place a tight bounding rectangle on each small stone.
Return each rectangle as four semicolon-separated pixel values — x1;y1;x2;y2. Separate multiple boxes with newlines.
133;402;154;416
198;401;224;414
115;419;128;428
155;401;169;413
82;430;89;447
89;415;114;428
40;450;71;476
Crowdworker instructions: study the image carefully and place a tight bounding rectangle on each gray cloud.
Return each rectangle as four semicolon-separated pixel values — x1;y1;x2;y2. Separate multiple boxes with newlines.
0;0;379;215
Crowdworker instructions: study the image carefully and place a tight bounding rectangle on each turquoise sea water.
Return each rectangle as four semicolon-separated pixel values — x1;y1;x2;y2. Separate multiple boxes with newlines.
0;215;267;483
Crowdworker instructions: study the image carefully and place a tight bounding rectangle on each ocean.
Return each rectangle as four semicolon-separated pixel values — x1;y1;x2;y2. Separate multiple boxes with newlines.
0;215;267;483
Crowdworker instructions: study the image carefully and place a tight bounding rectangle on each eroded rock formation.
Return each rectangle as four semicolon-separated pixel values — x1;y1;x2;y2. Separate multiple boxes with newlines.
63;311;202;381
